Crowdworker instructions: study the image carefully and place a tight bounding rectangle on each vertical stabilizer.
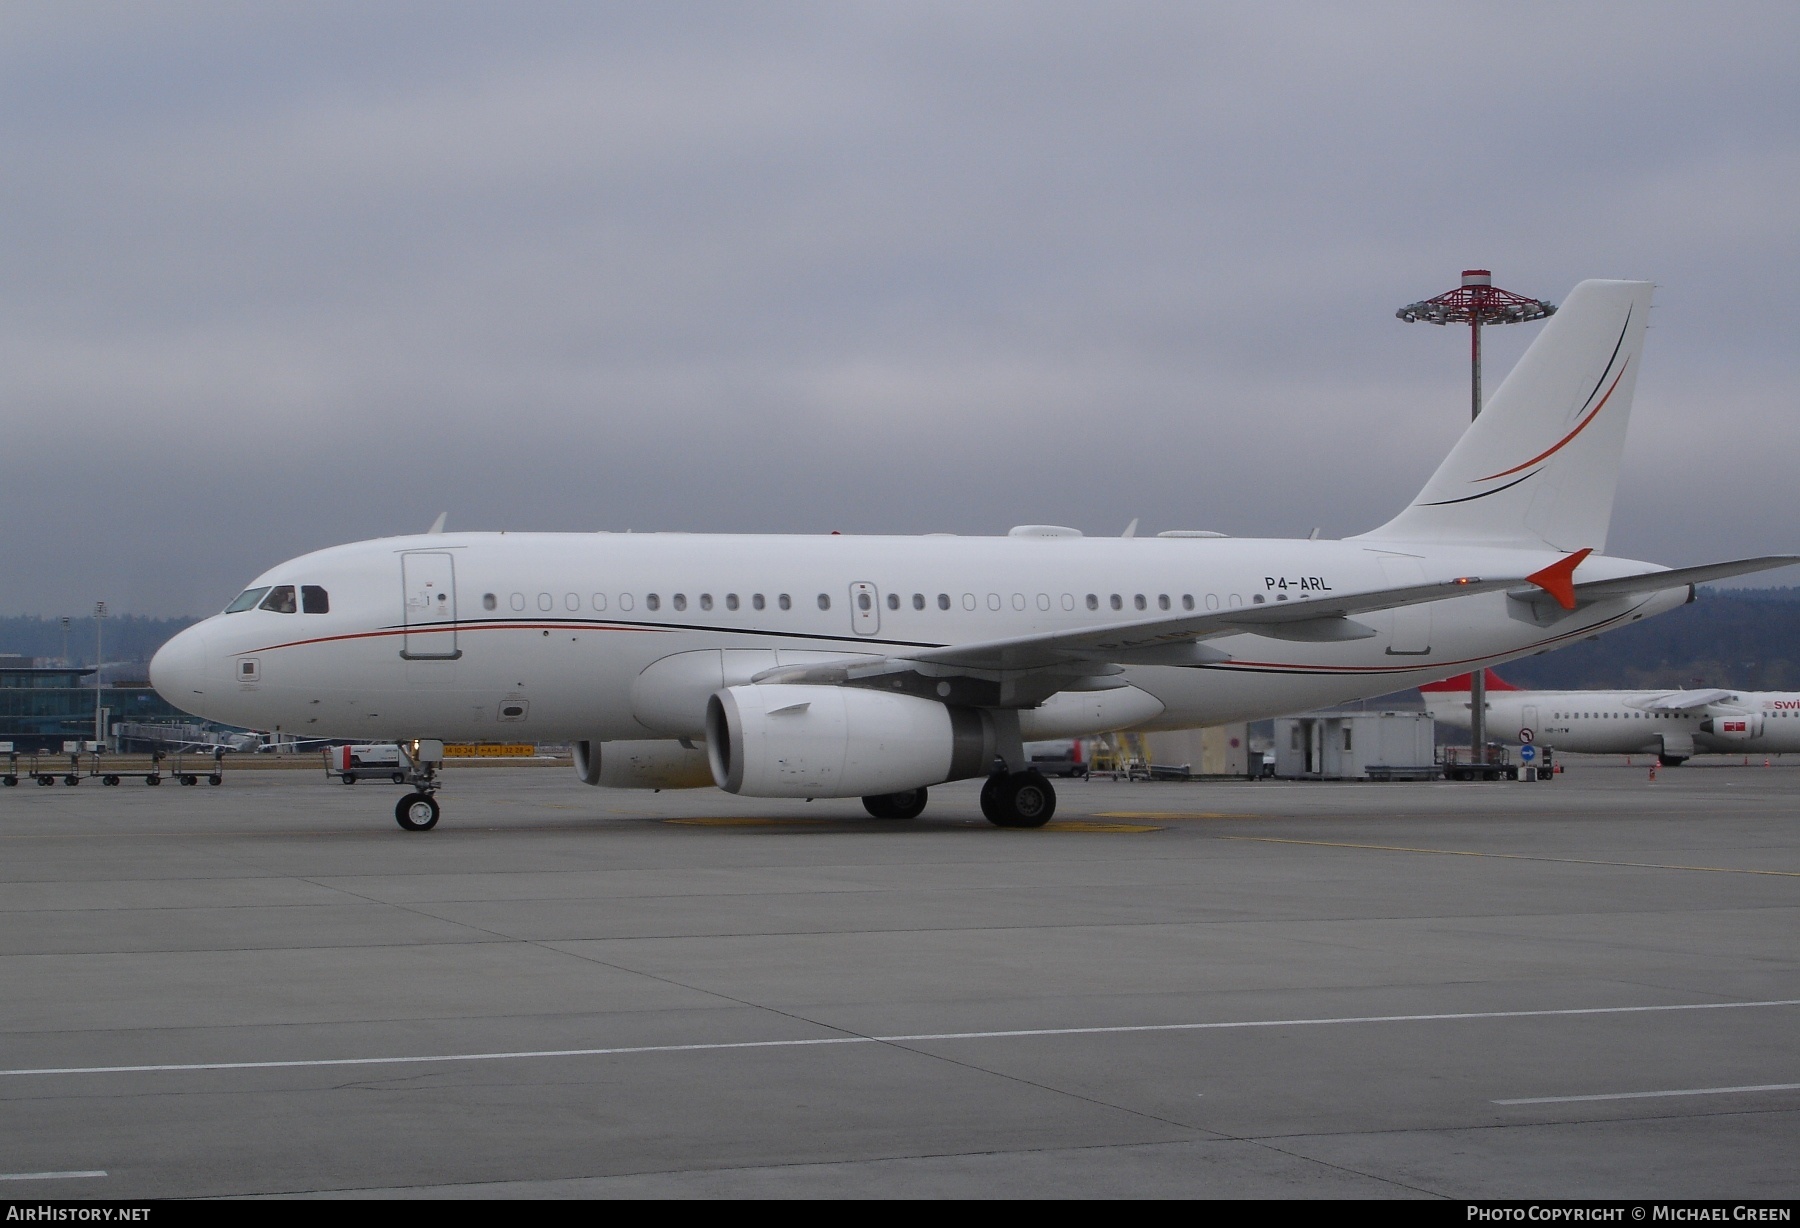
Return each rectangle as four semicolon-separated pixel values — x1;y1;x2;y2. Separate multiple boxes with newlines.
1359;279;1653;552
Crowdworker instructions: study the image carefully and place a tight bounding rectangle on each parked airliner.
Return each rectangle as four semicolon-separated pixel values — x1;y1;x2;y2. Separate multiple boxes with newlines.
149;280;1794;830
1423;670;1800;766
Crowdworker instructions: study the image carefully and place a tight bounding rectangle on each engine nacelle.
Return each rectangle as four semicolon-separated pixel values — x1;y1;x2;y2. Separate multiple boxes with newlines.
705;684;993;798
1701;711;1763;740
573;739;716;789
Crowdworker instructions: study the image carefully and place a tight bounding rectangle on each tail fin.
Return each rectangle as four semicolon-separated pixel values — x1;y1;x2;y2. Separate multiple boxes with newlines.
1418;669;1519;694
1359;279;1653;552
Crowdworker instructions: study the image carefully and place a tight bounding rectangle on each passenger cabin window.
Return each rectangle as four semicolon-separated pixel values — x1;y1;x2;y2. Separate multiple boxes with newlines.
511;593;526;611
225;587;271;613
483;593;498;610
752;594;765;610
914;594;926;610
673;594;687;611
938;594;950;610
1086;594;1098;610
1110;595;1123;610
779;594;791;610
887;593;900;611
301;585;330;614
259;586;297;614
700;594;713;611
817;594;831;610
1157;595;1170;611
1134;595;1147;611
725;594;738;611
646;594;661;611
1182;595;1195;611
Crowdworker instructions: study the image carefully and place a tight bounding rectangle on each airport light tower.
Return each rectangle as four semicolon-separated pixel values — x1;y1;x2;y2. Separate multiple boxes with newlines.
1396;270;1556;767
93;601;106;746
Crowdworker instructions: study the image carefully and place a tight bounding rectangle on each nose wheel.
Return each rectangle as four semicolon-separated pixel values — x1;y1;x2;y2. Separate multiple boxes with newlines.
980;770;1056;828
395;792;440;831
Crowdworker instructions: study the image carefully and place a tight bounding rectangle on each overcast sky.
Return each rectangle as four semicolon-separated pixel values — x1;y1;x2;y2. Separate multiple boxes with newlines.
3;2;1797;616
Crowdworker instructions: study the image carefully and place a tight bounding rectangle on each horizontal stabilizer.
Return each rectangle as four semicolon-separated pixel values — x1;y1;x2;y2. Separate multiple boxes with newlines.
1561;555;1800;603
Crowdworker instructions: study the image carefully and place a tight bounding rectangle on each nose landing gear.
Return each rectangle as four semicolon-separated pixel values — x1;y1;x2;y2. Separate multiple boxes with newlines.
395;791;441;831
389;739;447;832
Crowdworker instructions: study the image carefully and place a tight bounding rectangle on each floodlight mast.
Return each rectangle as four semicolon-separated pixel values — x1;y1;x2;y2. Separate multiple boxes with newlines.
1396;270;1556;771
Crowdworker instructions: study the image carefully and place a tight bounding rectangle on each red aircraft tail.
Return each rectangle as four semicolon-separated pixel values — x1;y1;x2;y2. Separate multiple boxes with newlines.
1418;669;1520;694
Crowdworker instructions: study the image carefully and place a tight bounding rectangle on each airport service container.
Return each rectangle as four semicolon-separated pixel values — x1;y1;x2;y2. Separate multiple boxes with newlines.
1272;711;1437;780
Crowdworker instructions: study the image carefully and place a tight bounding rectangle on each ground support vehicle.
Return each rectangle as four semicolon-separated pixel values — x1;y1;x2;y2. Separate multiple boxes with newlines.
322;743;410;786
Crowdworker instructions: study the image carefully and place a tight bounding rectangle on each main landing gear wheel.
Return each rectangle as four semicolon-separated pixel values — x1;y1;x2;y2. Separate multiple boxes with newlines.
395;791;440;832
862;788;929;820
1658;754;1687;767
980;770;1056;828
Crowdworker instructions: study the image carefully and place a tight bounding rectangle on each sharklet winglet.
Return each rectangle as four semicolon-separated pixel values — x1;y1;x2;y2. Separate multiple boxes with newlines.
1527;548;1593;611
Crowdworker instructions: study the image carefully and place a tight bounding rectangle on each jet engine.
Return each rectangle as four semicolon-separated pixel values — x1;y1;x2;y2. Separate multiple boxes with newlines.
574;739;716;789
705;684;995;798
1701;711;1763;740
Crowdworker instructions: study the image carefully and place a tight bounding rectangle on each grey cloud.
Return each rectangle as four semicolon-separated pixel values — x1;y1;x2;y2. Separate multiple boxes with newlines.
2;2;1797;615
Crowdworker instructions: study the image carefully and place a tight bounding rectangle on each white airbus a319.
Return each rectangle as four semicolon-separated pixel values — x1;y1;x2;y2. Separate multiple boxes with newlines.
150;280;1794;830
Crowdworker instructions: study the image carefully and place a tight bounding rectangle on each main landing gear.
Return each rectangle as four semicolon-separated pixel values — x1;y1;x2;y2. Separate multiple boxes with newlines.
980;770;1056;828
862;788;929;819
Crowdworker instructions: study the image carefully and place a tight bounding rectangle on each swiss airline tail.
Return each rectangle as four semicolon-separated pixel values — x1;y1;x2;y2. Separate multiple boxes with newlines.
1359;279;1653;553
1418;670;1521;694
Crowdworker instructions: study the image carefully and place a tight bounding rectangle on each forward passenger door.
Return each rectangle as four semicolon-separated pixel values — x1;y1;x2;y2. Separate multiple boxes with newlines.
401;551;461;659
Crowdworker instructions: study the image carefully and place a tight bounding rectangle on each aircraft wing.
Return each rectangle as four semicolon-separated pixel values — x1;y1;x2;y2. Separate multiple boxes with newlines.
897;574;1527;674
1634;689;1736;711
1566;555;1800;603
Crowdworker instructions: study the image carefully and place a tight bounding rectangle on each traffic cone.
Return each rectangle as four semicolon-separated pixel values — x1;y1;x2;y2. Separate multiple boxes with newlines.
1765;757;1772;768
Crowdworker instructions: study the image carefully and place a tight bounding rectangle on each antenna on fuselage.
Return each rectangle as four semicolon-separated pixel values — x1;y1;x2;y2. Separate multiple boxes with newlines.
1121;518;1139;538
426;512;447;534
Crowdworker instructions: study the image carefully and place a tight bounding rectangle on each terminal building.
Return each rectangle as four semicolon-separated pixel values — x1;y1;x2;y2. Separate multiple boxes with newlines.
0;656;235;753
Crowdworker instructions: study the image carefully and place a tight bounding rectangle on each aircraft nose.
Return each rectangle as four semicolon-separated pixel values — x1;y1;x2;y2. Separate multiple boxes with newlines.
150;623;214;706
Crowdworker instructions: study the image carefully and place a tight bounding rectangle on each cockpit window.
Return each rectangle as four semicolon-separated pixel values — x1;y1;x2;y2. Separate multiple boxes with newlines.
259;585;298;613
225;587;271;613
301;585;329;614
